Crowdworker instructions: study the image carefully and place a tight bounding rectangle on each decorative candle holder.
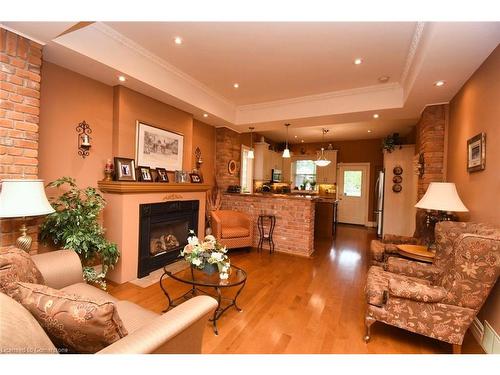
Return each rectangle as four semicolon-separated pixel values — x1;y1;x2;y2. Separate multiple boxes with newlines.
76;120;92;158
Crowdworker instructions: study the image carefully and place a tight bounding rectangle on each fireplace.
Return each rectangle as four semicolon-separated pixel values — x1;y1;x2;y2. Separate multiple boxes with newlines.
138;200;199;278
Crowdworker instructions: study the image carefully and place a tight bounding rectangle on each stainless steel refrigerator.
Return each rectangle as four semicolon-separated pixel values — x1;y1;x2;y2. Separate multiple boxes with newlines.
374;169;385;238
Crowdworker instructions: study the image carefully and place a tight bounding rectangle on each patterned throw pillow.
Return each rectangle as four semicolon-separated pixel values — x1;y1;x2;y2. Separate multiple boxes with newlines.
0;246;45;293
9;282;128;353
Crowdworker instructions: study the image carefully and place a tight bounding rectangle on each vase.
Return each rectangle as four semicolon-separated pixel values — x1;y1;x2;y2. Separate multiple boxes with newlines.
202;262;218;275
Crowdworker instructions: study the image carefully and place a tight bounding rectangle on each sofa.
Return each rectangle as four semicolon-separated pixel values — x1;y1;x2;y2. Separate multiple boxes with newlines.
0;249;217;354
364;221;500;353
211;210;253;250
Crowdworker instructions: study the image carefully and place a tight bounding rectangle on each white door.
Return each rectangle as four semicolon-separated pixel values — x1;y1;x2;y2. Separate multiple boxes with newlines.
337;163;370;225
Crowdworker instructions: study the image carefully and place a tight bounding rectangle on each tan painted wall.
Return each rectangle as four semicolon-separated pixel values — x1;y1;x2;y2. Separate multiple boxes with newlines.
447;45;500;333
112;85;193;170
193;119;216;186
290;139;384;222
39;62;114;188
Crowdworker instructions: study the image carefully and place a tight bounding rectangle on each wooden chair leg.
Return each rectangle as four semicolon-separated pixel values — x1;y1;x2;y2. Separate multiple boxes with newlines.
452;344;462;354
364;313;376;343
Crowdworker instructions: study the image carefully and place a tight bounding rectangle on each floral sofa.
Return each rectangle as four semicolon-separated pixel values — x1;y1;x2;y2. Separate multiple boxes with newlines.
364;221;500;353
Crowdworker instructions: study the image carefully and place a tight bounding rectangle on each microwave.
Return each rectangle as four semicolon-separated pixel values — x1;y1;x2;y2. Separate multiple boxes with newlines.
271;169;282;182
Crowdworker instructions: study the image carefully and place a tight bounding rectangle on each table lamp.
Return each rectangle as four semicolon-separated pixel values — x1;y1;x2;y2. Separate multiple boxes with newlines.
0;179;55;252
415;182;468;225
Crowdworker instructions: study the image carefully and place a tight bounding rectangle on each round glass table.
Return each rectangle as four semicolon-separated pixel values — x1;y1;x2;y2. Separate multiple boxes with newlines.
160;263;247;335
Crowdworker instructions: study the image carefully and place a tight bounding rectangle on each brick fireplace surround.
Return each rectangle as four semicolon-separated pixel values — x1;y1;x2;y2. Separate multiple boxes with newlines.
0;28;42;252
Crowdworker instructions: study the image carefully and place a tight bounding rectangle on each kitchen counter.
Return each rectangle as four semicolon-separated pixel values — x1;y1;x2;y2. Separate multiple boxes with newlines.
224;192;338;202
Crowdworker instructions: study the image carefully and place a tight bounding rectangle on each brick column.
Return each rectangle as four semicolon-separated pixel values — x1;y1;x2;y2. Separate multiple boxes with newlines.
0;28;43;252
216;127;241;191
416;104;446;200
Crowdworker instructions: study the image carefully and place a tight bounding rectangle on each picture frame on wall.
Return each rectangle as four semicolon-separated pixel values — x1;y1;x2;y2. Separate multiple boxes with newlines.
136;121;184;170
114;157;137;181
138;166;153;182
155;167;169;182
467;132;486;173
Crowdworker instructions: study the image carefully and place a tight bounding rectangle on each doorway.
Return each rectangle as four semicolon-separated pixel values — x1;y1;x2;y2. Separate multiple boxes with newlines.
337;163;370;225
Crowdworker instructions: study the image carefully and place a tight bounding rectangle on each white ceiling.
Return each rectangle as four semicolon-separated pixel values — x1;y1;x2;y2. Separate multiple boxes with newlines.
2;21;499;142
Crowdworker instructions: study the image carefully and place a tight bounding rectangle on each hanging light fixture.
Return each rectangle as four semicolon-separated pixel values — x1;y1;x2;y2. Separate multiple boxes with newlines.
282;123;291;158
248;127;255;159
315;128;331;167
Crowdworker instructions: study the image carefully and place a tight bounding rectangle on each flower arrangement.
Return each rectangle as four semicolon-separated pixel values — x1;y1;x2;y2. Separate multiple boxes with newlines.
180;230;230;279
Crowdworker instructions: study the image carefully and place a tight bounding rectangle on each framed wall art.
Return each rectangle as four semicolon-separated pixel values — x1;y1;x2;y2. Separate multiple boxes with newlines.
114;157;136;181
136;121;184;170
467;132;486;173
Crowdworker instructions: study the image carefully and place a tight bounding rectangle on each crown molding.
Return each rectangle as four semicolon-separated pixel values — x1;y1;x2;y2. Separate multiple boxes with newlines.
92;22;235;108
0;24;46;46
400;22;426;88
236;82;402;113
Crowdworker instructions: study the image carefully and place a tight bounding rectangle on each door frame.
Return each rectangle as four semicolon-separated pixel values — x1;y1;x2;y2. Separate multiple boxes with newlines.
336;162;370;226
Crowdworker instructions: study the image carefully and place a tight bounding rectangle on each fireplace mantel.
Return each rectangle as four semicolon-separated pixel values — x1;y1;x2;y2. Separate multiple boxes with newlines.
97;181;211;194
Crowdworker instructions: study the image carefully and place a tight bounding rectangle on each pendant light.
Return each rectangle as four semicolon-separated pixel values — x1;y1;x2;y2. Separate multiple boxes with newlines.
247;127;255;159
314;128;331;167
282;123;291;158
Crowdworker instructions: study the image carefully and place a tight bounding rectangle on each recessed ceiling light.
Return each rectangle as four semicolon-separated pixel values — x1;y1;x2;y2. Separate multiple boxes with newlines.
378;76;390;83
233;83;239;89
373;114;380;119
294;135;298;138
301;140;304;143
368;130;372;133
118;75;126;82
434;80;445;87
174;36;183;45
354;58;363;65
203;113;208;118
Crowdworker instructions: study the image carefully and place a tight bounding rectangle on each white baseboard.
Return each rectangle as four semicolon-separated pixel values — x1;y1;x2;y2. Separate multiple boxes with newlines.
366;221;376;228
471;318;500;354
471;317;484;344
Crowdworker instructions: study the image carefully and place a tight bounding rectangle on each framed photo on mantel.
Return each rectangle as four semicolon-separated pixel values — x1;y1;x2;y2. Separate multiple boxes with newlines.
135;121;184;171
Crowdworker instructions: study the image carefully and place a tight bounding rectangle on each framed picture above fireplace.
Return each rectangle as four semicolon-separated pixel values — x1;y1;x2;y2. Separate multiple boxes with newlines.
114;157;137;181
136;121;184;171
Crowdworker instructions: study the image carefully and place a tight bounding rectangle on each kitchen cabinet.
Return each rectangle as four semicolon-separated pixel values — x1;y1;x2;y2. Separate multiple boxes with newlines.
315;150;337;184
253;142;283;181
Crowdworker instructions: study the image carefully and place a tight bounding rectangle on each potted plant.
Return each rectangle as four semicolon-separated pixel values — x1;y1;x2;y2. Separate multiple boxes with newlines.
382;133;403;153
40;177;119;289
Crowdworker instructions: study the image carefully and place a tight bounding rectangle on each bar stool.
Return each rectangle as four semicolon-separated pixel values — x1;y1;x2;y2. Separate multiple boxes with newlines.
257;214;276;253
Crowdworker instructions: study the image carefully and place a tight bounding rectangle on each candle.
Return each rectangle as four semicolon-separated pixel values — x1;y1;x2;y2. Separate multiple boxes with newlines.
81;134;91;147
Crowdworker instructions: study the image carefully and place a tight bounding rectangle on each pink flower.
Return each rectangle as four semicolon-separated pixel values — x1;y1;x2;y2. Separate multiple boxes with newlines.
183;244;194;254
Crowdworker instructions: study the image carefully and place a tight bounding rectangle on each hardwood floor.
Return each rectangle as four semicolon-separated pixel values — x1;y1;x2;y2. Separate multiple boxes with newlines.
108;224;483;354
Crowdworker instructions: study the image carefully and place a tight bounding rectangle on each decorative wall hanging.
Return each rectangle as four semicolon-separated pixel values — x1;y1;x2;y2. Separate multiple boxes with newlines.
392;165;403;193
76;120;92;158
136;121;184;170
194;147;203;169
392;175;402;184
467;132;486;172
393;166;403;175
392;184;402;193
417;152;425;178
228;159;237;175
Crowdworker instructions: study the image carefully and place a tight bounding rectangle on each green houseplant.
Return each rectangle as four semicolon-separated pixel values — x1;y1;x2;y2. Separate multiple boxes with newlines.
40;177;119;289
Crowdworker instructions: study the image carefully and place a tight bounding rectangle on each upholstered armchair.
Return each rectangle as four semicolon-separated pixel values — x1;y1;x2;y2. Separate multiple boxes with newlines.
364;221;500;353
211;210;253;250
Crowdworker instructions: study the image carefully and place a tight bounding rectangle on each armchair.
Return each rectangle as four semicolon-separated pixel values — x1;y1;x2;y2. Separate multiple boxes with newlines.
364;222;500;353
0;249;217;354
211;210;253;250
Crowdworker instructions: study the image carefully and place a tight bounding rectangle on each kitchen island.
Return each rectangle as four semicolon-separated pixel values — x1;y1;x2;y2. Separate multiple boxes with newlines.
221;193;316;257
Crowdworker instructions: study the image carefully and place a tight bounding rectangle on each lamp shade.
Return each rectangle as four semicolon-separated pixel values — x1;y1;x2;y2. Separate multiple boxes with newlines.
282;148;290;158
247;149;254;159
0;179;55;218
415;182;468;212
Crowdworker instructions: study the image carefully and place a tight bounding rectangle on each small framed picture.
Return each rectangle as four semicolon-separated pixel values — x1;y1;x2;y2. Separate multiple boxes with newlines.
467;132;486;173
156;167;169;182
189;173;202;183
114;157;136;181
138;166;153;182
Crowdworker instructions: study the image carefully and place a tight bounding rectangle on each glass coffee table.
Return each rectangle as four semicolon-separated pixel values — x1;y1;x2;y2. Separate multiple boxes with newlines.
160;263;247;335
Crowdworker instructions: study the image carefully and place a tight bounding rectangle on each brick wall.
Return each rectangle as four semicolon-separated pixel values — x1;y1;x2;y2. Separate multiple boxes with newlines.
221;193;315;257
216;127;241;190
0;28;43;252
416;104;446;199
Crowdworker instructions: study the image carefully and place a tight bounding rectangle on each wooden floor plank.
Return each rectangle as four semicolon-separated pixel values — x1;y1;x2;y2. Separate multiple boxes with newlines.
108;224;484;354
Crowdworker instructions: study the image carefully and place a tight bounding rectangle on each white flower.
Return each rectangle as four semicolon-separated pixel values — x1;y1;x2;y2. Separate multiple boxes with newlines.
192;258;202;266
221;265;228;273
210;252;224;262
204;235;216;244
188;235;199;246
219;272;229;280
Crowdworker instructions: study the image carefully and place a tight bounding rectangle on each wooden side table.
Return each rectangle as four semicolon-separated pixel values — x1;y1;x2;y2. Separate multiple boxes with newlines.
396;244;435;263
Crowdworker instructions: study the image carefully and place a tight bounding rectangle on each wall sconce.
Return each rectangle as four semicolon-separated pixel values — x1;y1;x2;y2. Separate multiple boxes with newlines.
417;152;425;178
194;147;203;169
76;120;92;158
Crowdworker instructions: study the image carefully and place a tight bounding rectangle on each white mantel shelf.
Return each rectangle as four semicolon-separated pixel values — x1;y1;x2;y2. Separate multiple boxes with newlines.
97;181;211;194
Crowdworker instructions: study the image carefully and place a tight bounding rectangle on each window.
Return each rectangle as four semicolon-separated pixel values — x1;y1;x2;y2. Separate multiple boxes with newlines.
343;170;362;197
240;147;253;193
294;160;316;189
